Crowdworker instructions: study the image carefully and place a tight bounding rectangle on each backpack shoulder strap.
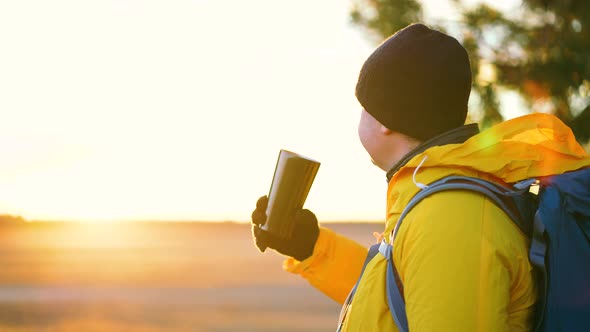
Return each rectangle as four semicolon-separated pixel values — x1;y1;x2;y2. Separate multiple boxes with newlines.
336;243;381;331
379;241;409;332
386;175;534;331
392;176;532;240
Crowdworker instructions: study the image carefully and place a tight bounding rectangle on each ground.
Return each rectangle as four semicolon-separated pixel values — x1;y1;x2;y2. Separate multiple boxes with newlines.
0;221;380;332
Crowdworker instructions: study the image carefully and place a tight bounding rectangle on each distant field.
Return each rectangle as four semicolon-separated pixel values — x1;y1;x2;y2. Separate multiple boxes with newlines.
0;222;381;331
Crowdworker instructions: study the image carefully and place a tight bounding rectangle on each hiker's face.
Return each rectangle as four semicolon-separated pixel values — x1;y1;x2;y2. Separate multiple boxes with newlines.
358;109;389;170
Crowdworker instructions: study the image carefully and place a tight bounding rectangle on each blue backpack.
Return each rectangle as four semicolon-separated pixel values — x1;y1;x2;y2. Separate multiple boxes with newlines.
340;167;590;332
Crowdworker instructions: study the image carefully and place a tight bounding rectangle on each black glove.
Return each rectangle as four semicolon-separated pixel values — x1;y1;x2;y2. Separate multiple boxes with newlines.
251;196;319;261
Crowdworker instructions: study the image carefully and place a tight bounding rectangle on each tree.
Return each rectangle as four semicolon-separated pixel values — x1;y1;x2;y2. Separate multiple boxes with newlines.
0;214;26;224
350;0;423;41
350;0;590;144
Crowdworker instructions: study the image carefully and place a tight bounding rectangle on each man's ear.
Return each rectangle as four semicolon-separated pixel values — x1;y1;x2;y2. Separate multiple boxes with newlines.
380;124;393;135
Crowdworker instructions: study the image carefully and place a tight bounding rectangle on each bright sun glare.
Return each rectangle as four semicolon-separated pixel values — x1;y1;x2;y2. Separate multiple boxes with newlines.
0;0;522;222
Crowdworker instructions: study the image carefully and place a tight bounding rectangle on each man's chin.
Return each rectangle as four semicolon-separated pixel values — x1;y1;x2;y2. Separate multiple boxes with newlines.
371;159;387;172
371;159;381;169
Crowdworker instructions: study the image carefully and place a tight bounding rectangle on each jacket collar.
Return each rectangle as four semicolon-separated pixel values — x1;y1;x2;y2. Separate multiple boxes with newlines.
386;123;480;182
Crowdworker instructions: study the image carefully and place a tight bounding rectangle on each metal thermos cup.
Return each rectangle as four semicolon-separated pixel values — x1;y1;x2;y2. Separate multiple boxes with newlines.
262;149;320;239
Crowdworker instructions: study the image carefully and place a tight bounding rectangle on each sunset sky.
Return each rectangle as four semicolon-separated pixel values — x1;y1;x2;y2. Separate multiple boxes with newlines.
0;0;522;222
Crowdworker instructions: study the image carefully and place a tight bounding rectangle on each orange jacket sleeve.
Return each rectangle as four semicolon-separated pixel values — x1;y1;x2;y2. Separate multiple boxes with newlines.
283;227;368;304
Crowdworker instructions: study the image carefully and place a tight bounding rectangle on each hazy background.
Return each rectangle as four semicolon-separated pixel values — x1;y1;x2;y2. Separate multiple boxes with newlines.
1;0;589;331
0;0;528;223
0;0;380;223
0;221;379;332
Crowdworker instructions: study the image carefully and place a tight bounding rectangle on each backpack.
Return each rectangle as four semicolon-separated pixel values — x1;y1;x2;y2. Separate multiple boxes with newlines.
339;167;590;332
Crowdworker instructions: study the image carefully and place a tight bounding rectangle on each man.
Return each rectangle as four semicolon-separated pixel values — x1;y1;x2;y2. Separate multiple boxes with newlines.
251;23;590;331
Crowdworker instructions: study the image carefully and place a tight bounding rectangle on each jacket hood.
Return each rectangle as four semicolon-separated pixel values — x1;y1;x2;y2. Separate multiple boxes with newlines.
396;113;590;184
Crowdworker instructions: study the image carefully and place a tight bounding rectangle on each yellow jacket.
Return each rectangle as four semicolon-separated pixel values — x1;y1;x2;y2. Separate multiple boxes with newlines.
283;114;590;331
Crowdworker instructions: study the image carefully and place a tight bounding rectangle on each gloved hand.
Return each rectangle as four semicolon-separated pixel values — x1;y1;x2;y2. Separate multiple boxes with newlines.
251;196;320;261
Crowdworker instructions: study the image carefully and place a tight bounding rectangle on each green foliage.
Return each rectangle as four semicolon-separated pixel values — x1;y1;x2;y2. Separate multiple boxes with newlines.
350;0;423;42
350;0;590;143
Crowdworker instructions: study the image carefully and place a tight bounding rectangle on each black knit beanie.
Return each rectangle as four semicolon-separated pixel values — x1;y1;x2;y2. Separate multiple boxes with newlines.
355;23;472;141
